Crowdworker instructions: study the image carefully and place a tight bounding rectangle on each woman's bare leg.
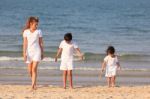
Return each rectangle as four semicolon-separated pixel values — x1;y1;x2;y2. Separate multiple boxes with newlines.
31;61;38;90
28;62;33;78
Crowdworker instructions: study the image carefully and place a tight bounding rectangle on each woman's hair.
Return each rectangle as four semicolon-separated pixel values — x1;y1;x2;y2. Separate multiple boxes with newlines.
22;16;39;34
106;46;115;55
64;33;72;41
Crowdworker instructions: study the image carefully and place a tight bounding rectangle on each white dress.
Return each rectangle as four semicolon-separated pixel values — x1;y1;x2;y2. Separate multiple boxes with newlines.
59;40;78;70
104;55;119;77
23;29;42;63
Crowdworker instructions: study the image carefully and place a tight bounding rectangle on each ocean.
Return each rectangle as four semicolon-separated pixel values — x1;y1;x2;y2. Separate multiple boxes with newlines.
0;0;150;71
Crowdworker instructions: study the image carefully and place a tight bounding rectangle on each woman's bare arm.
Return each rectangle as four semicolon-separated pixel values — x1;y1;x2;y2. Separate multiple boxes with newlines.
39;37;44;60
23;37;27;61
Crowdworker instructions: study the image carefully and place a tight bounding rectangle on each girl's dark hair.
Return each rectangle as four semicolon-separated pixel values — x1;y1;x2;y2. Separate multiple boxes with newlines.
106;46;115;55
64;33;72;41
22;16;39;34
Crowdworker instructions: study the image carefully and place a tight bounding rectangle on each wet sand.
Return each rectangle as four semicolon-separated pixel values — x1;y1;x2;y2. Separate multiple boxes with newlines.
0;68;150;86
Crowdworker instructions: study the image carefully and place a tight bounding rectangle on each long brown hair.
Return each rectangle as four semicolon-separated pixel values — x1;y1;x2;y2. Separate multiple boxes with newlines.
22;16;39;34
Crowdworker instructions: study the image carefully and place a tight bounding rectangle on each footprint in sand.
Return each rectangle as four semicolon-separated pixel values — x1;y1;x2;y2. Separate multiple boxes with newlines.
25;96;32;99
68;96;73;99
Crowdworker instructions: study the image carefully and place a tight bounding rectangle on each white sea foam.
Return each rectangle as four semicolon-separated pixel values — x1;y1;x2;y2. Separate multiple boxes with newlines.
0;66;149;71
0;56;81;62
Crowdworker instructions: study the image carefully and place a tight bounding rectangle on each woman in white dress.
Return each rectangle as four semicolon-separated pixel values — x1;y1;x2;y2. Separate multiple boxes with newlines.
101;46;121;87
23;17;44;90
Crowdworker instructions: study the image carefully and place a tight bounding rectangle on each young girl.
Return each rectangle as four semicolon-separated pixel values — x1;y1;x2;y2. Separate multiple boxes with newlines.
101;46;121;87
55;33;83;89
22;16;44;90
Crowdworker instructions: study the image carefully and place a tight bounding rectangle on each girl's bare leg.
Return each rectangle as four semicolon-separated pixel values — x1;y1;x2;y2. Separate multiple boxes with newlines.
107;77;111;87
31;61;38;90
63;70;67;89
111;76;116;87
68;70;73;89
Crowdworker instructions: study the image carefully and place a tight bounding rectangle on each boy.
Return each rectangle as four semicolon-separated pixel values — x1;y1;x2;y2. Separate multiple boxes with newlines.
55;33;83;89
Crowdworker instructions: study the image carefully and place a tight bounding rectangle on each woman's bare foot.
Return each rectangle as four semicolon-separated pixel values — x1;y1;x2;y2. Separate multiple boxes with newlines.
31;85;37;90
33;86;37;90
29;87;34;92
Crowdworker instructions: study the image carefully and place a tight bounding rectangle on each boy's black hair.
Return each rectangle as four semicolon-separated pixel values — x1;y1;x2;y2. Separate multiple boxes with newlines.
106;46;115;55
64;33;72;41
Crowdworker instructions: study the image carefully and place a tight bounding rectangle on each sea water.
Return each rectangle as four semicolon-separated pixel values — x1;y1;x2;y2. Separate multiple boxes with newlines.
0;0;150;70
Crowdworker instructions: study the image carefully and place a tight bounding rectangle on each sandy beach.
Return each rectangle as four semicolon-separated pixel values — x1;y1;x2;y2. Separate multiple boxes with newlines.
0;85;150;99
0;69;150;99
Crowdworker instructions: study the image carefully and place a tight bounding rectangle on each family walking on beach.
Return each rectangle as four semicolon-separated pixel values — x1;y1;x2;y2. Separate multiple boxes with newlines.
22;16;121;91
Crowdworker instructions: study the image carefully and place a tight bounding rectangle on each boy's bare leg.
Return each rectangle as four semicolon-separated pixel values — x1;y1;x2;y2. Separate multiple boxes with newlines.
68;70;73;89
63;70;67;89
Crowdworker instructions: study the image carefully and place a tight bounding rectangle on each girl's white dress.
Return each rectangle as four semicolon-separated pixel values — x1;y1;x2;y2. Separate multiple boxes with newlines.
23;29;42;63
104;55;119;77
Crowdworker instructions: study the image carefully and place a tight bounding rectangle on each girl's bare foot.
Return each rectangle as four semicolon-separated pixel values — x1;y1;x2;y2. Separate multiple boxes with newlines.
63;86;66;89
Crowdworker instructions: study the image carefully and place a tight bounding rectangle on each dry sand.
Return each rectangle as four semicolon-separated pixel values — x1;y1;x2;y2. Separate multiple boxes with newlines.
0;85;150;99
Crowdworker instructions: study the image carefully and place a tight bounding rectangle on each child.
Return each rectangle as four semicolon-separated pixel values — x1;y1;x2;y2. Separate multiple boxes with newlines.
55;33;83;89
22;16;44;90
101;46;121;87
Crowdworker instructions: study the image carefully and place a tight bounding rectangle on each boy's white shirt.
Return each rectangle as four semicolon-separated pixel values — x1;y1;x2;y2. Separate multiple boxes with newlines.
59;40;78;61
